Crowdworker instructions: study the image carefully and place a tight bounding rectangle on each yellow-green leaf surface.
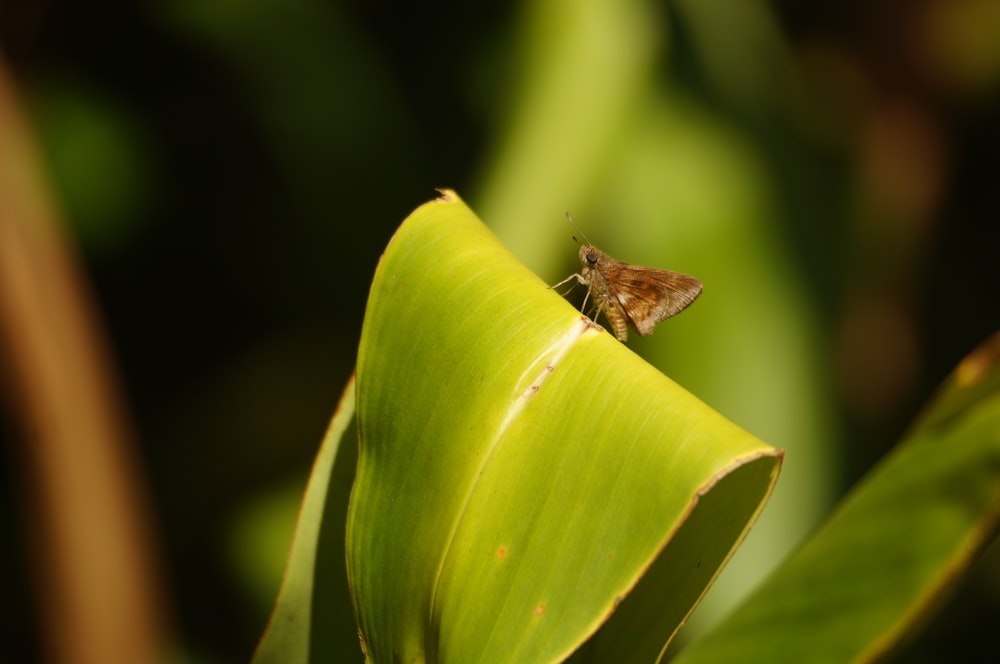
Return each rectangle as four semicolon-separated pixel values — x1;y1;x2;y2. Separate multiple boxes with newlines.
673;332;1000;663
346;190;783;662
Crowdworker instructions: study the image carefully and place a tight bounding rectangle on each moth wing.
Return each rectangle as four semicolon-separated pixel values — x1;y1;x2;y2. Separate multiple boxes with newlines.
610;267;703;336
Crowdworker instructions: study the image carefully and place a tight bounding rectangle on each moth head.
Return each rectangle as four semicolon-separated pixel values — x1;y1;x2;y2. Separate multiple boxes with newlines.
578;244;599;266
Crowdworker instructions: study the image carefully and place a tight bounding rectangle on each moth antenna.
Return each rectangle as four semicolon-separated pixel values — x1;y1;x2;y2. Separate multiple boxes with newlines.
564;211;593;246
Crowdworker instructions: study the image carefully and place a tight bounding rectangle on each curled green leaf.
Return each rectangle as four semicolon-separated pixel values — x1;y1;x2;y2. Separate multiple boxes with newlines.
347;191;782;662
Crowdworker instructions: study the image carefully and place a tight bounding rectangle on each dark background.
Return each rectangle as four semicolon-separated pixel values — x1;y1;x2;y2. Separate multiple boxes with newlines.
2;0;999;661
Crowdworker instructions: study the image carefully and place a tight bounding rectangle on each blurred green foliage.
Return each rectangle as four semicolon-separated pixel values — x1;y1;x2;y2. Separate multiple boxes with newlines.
2;0;999;661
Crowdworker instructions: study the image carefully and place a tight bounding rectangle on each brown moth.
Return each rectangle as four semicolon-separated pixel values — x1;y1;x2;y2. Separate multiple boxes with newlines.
553;218;703;342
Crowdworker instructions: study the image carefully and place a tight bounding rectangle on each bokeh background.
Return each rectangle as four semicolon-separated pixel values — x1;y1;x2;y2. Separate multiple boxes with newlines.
2;0;999;661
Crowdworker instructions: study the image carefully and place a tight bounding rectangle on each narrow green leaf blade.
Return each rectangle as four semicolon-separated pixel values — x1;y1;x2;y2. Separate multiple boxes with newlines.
254;377;359;664
674;333;1000;664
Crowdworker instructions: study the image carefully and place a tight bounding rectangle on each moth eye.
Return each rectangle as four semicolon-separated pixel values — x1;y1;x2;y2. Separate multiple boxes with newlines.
586;251;598;265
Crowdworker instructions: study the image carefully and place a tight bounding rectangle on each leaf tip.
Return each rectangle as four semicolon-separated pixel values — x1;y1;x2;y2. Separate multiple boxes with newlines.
955;332;1000;388
434;187;460;202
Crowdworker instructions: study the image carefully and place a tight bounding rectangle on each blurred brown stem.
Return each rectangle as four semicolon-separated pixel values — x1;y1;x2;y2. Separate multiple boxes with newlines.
0;58;169;662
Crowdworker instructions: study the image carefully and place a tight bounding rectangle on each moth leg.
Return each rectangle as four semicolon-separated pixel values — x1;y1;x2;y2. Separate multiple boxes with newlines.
550;273;584;296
